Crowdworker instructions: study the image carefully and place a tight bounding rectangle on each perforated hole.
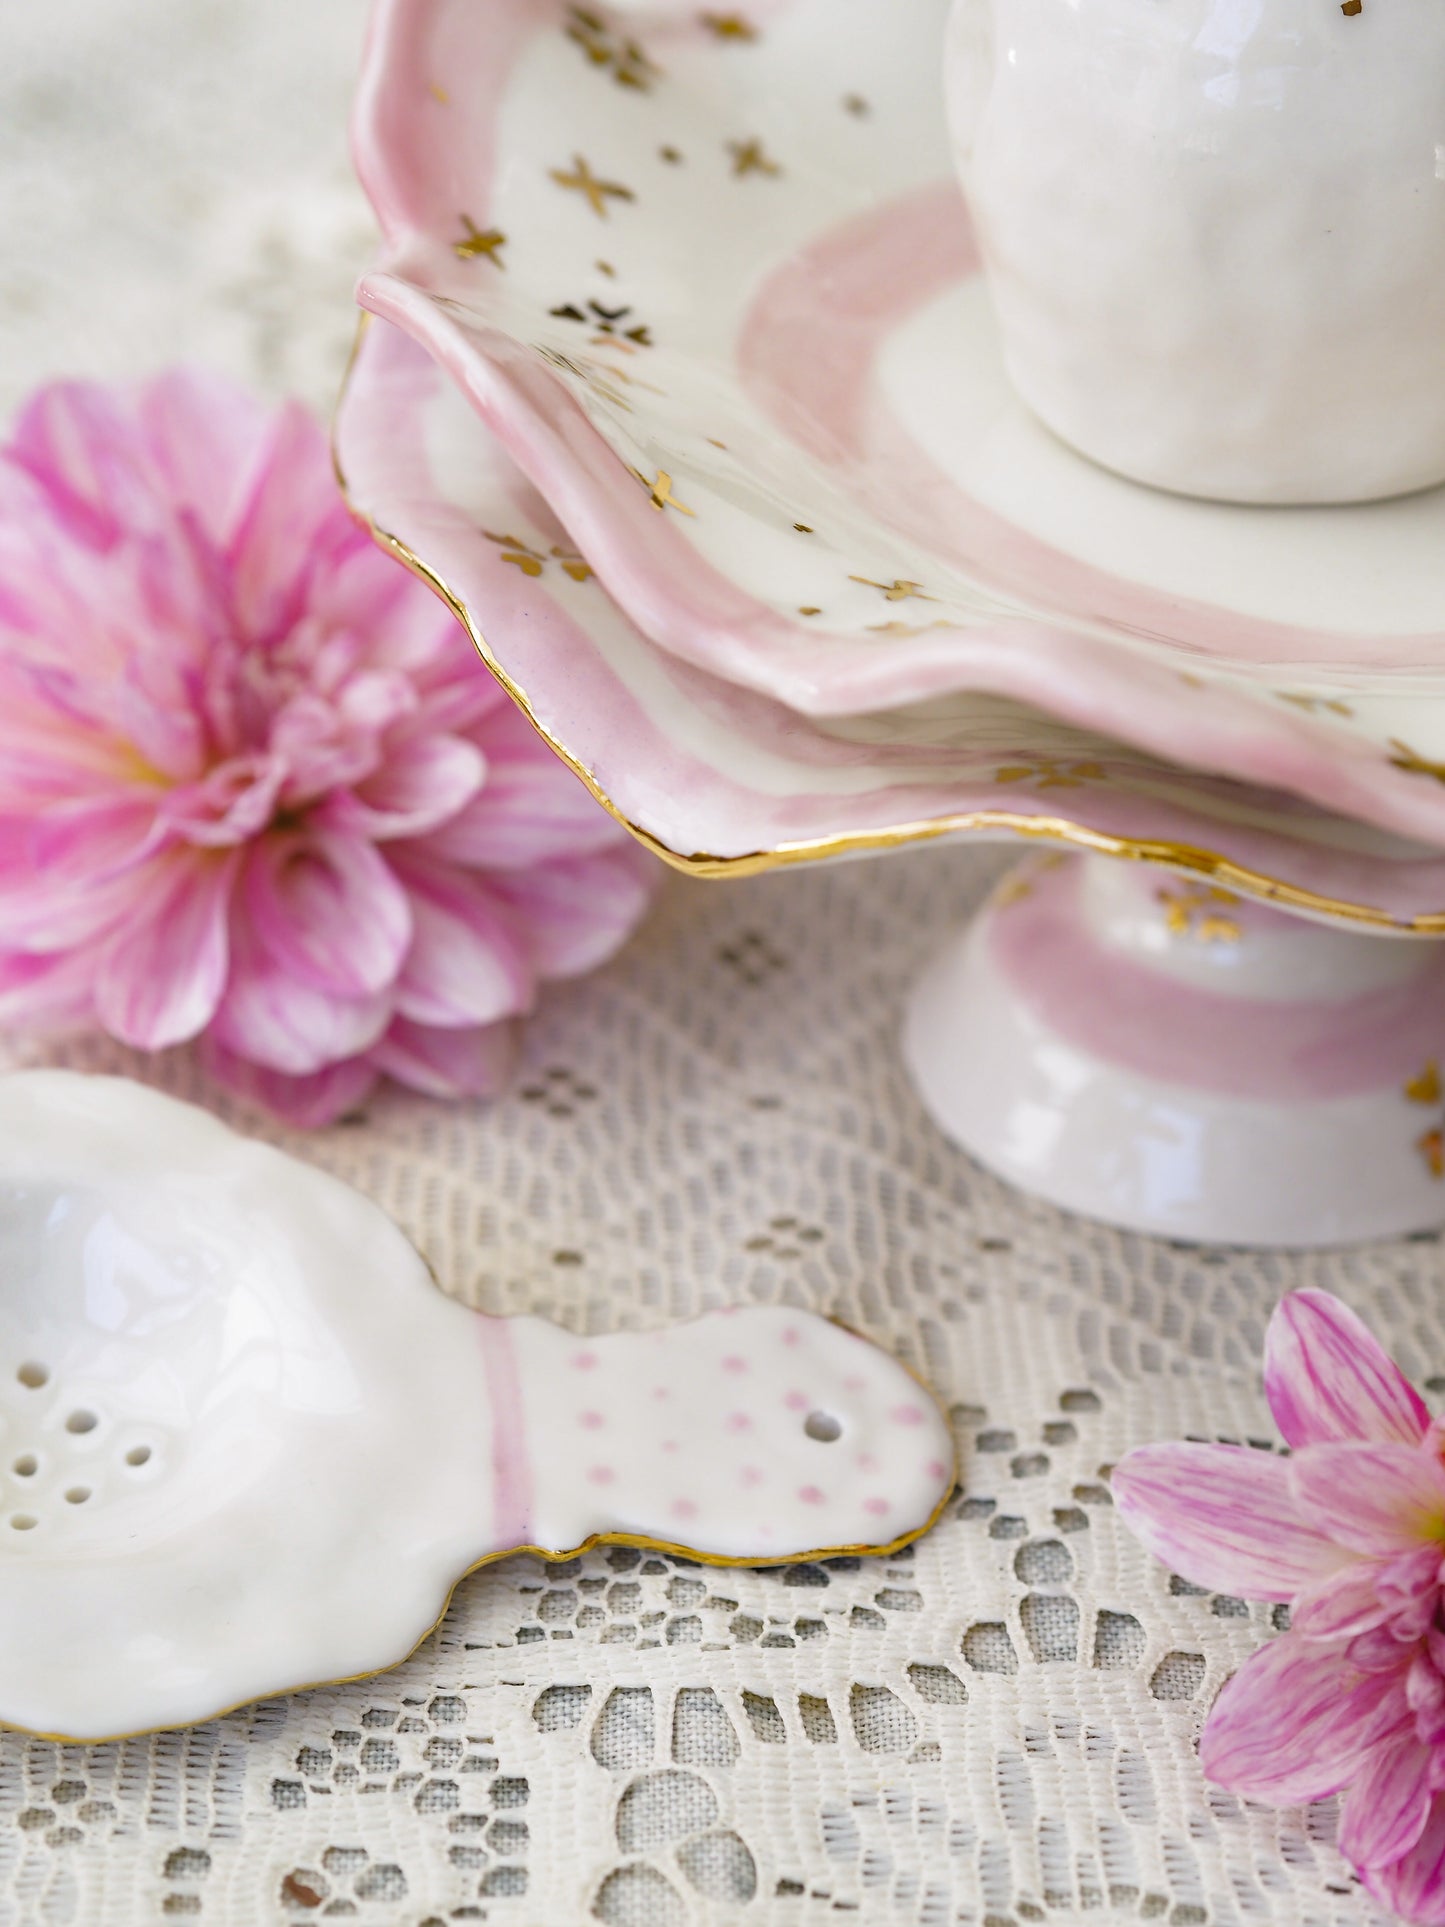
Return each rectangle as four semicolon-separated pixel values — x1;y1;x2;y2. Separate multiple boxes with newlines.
804;1411;842;1443
125;1445;152;1468
12;1455;37;1478
64;1487;91;1506
10;1514;36;1531
16;1362;48;1389
65;1409;98;1436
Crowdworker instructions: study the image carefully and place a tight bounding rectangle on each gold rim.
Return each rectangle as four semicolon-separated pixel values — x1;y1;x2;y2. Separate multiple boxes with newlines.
333;325;1445;933
5;1480;960;1747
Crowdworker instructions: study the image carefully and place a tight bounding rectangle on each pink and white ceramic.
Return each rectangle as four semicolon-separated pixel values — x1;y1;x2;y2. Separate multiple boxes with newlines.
907;853;1445;1247
946;0;1445;505
0;1072;953;1741
335;318;1445;932
352;0;1445;851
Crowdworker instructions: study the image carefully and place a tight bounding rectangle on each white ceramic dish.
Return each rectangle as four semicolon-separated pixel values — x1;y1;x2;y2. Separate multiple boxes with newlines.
908;852;1445;1248
353;0;1445;851
335;316;1445;931
946;0;1445;504
0;1072;953;1742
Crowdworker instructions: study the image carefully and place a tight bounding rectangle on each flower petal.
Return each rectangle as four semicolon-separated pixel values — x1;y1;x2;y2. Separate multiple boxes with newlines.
390;862;533;1028
1111;1443;1346;1602
1362;1799;1445;1925
1340;1731;1436;1871
1199;1633;1410;1805
320;733;486;841
368;1016;517;1101
200;1037;378;1130
486;847;658;978
422;756;623;869
209;924;391;1076
93;851;238;1049
1291;1442;1445;1556
1291;1563;1395;1644
244;830;412;998
136;367;275;548
1265;1289;1430;1448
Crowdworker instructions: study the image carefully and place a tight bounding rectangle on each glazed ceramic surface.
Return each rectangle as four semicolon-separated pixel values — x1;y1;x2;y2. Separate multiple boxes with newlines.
906;853;1445;1246
946;0;1445;505
337;315;1445;928
0;1072;953;1741
354;0;1445;854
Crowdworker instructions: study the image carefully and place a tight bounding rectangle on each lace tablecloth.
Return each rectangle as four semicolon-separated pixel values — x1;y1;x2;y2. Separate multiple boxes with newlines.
0;4;1427;1922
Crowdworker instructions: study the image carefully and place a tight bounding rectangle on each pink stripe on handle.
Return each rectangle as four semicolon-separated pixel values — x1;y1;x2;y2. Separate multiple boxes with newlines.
476;1315;533;1547
995;863;1445;1103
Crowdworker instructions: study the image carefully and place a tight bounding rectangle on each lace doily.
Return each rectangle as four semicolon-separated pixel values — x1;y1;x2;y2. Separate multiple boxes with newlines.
0;3;1426;1921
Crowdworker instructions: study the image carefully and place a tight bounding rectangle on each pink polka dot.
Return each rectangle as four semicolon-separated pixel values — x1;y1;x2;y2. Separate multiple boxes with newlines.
653;1386;669;1400
864;1497;890;1517
662;1439;679;1454
588;1465;615;1486
890;1404;925;1427
725;1412;753;1434
798;1485;826;1506
741;1466;764;1487
844;1375;866;1392
926;1458;948;1480
781;1328;800;1347
722;1355;748;1374
572;1350;598;1372
784;1390;809;1412
671;1498;698;1520
856;1452;878;1472
579;1411;605;1430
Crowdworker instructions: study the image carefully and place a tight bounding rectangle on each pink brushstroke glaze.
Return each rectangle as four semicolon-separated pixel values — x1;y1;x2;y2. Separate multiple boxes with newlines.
337;316;1445;913
994;860;1445;1101
476;1315;533;1547
348;3;1445;853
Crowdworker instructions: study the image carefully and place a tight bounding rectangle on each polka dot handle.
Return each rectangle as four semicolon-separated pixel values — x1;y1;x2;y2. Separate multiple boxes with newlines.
477;1310;955;1564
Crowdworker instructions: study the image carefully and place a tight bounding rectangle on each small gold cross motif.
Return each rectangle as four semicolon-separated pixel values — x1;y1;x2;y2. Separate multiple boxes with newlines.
633;468;696;516
848;575;933;603
727;138;781;178
702;11;757;38
550;155;636;219
1389;740;1445;786
1407;1061;1443;1108
453;217;507;265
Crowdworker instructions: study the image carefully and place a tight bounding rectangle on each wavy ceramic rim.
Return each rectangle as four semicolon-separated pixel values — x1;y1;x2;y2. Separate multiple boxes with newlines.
334;324;1445;934
349;0;1445;859
3;1069;958;1744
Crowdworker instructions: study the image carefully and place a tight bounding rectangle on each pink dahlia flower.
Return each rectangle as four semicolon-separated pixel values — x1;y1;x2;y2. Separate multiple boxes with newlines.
0;371;656;1124
1114;1289;1445;1923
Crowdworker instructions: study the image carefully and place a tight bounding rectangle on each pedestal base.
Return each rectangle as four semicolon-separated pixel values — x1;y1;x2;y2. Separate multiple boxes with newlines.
905;854;1445;1248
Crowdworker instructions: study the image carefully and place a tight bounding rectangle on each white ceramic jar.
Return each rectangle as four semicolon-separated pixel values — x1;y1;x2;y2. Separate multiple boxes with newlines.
946;0;1445;505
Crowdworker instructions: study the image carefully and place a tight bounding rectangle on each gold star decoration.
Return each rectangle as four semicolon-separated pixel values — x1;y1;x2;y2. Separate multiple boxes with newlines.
702;11;757;38
453;216;507;266
566;6;661;89
1278;690;1354;718
632;468;696;516
1407;1060;1443;1108
1389;740;1445;785
550;155;636;218
483;531;592;582
1342;0;1362;14
1157;884;1242;945
994;760;1104;792
849;575;934;603
727;138;781;178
